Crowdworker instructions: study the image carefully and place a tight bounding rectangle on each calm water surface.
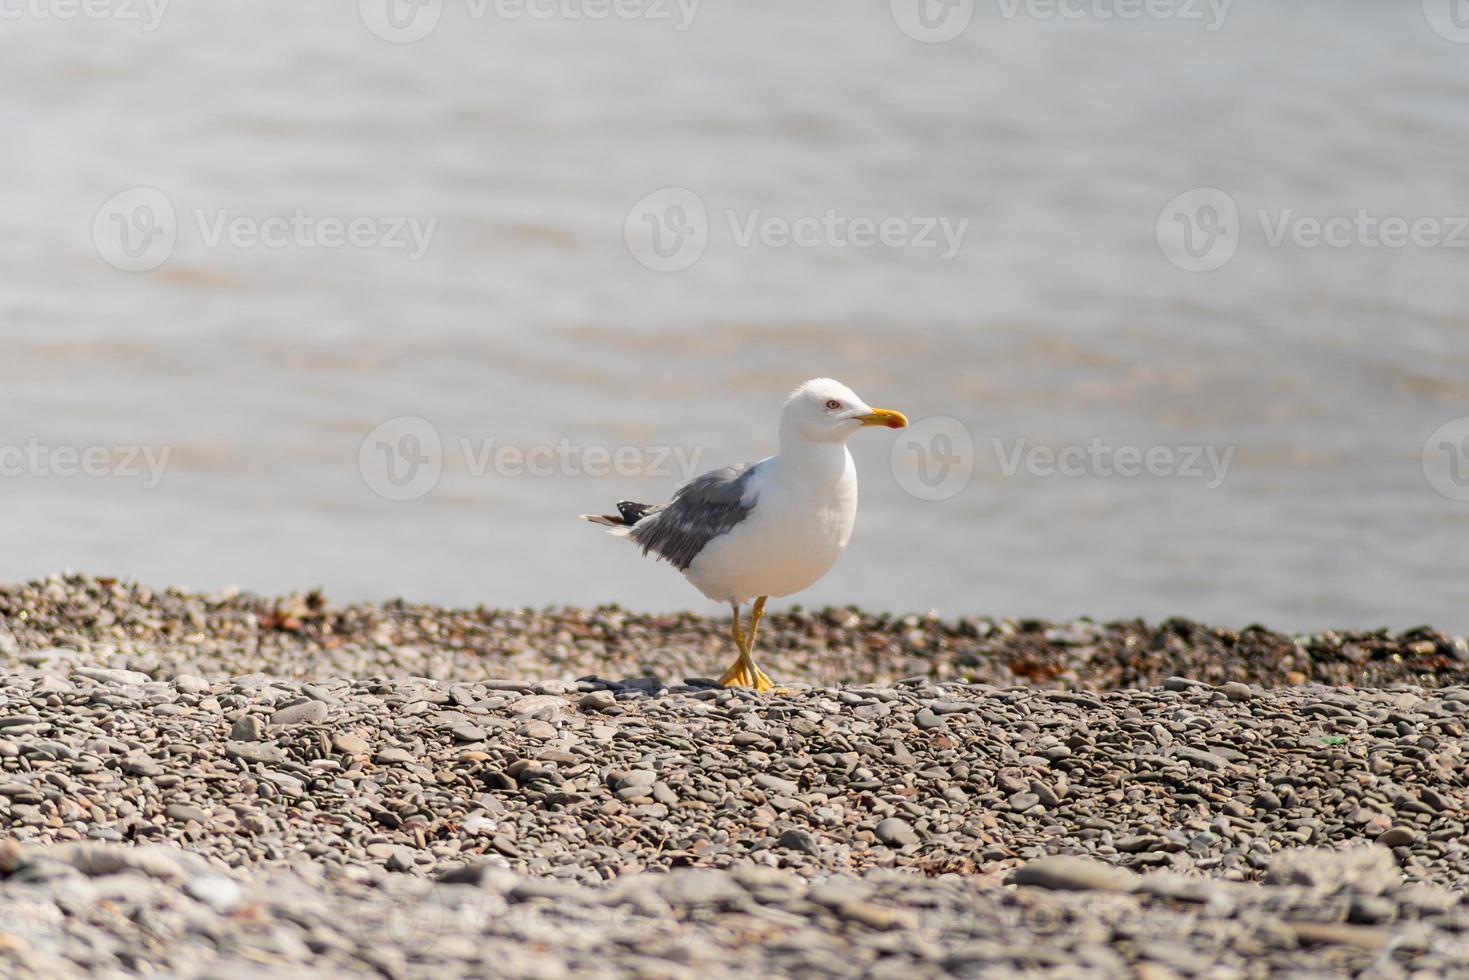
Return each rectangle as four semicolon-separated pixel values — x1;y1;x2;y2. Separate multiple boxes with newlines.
3;2;1468;632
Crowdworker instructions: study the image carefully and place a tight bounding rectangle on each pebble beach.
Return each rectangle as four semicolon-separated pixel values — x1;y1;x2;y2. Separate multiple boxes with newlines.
1;575;1466;977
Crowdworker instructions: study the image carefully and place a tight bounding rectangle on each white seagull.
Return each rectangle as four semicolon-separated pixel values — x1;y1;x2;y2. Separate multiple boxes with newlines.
582;378;907;690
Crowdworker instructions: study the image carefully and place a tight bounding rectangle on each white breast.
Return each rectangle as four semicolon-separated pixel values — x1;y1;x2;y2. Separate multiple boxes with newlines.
683;447;858;604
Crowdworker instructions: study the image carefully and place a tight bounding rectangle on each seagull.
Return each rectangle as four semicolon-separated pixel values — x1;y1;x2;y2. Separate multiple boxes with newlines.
582;379;907;691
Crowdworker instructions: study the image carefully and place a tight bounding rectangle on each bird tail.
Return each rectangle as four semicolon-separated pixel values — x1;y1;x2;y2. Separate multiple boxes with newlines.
581;500;654;536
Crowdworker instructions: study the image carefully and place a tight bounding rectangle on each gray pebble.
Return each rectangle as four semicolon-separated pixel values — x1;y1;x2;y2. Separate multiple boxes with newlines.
578;691;616;712
777;829;821;855
914;709;945;730
270;700;327;727
224;741;285;765
875;818;919;847
332;733;370;755
230;715;265;741
451;723;488;742
173;674;210;694
1376;827;1417;848
1011;856;1138;893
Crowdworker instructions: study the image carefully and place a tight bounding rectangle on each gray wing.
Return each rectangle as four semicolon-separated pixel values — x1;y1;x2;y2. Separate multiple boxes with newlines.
628;462;760;571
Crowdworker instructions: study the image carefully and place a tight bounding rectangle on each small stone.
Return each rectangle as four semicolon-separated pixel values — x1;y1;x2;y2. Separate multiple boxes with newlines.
658;869;745;906
260;771;305;798
173;674;210;694
1375;826;1417;848
874;818;919;847
74;667;151;686
755;774;800;797
1287;921;1390;951
1219;682;1253;701
451;723;488;742
1009;792;1041;812
224;741;285;765
270;700;327;727
230;715;265;741
914;709;945;730
839;901;918;931
578;691;616;712
375;747;416;766
515;765;558;785
777;829;820;855
1348;896;1396;925
1419;788;1451;812
510;695;565;719
239;813;271;835
1176;747;1229;771
519;720;557;740
332;733;371;756
165;804;209;824
1011;856;1138;893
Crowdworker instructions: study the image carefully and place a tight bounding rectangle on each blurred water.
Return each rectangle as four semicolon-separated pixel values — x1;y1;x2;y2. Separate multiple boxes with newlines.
3;1;1468;632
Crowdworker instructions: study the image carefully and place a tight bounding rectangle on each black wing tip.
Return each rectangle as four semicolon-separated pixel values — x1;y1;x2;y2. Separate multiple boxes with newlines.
583;501;654;527
616;501;653;526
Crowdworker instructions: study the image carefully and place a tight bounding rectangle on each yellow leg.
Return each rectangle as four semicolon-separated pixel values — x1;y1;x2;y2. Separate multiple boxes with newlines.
718;600;774;691
748;596;768;647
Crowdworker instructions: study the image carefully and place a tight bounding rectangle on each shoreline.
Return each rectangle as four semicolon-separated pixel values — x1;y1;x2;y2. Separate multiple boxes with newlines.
2;574;1467;691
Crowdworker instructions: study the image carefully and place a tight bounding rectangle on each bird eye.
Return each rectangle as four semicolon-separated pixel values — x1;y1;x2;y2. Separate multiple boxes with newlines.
825;399;842;410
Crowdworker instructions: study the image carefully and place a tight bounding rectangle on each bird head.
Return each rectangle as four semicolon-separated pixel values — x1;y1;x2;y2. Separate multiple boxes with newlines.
780;378;908;444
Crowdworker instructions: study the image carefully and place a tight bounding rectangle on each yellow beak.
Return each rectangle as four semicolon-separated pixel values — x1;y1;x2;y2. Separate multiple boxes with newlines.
857;408;908;430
